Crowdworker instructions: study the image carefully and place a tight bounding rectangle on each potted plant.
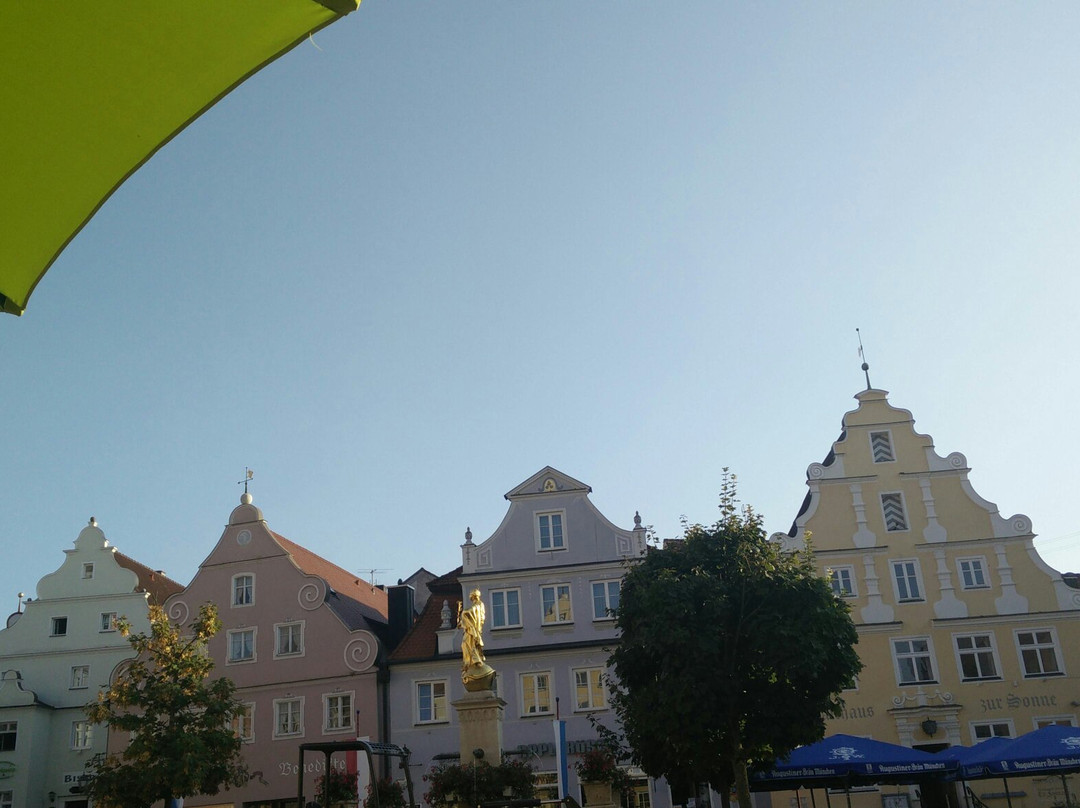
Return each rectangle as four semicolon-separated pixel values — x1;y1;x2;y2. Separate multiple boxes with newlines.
365;776;408;808
575;747;633;807
317;767;360;808
423;759;535;808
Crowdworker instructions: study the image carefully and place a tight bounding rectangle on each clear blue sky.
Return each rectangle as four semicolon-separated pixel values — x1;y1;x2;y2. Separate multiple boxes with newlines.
3;2;1079;609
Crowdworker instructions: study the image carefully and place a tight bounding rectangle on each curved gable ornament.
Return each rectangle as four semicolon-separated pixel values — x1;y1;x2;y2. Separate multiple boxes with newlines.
298;577;327;611
343;631;378;672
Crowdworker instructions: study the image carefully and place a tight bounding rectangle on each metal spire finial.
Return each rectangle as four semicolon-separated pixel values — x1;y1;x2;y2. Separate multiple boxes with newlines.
238;467;254;494
856;328;872;390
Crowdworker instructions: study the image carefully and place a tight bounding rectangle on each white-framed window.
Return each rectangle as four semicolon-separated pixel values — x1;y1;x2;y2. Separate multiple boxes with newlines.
521;671;553;715
869;430;895;463
231;703;255;743
71;721;93;750
957;557;989;590
71;665;90;689
954;633;1000;681
829;566;857;598
971;720;1014;741
891;559;923;602
1034;716;1077;729
959;630;997;682
573;667;606;711
541;584;572;624
1015;628;1064;677
227;628;256;663
490;589;522;629
0;789;11;808
274;697;303;738
0;722;16;752
100;612;118;632
51;616;68;636
232;574;254;607
592;580;621;620
892;637;937;685
82;563;95;579
275;622;304;657
536;512;566;551
324;692;354;733
880;492;909;532
416;680;448;724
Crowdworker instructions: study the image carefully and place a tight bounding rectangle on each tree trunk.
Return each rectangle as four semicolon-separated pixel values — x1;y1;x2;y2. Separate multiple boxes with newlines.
733;761;752;808
719;780;731;808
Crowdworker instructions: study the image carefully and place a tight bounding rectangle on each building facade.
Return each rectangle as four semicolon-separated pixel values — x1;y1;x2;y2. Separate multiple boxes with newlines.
768;388;1080;808
0;519;181;808
162;492;389;808
386;467;656;807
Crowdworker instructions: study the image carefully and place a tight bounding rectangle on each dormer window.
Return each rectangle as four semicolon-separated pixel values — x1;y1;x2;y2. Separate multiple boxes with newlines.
869;431;895;463
536;512;566;552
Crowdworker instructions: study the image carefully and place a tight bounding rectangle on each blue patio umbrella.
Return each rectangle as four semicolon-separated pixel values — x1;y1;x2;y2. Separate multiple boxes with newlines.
958;726;1080;808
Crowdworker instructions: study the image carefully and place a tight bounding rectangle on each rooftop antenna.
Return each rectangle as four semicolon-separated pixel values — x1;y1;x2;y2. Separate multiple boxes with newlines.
856;328;872;390
358;568;391;591
238;467;254;494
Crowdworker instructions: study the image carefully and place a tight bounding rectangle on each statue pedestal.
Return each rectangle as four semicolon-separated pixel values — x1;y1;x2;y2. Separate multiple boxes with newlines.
451;689;506;763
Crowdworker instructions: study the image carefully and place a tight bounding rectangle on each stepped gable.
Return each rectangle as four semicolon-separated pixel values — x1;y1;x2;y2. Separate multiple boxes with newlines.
113;551;184;605
271;532;388;626
389;567;462;662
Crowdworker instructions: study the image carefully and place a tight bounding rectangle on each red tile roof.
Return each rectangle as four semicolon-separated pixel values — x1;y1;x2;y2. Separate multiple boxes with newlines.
272;532;388;620
389;567;462;662
113;551;184;605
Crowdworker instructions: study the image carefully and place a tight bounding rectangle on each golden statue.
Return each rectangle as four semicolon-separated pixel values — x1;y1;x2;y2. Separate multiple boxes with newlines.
458;588;496;691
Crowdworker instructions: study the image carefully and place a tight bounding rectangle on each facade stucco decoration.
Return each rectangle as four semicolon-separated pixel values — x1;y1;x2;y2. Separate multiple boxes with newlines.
763;387;1080;808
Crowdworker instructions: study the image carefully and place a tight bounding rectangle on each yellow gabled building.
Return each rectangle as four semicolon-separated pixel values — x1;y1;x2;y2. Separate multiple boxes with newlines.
768;386;1080;808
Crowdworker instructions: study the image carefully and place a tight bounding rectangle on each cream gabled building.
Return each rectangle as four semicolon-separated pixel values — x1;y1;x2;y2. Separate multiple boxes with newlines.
770;388;1079;796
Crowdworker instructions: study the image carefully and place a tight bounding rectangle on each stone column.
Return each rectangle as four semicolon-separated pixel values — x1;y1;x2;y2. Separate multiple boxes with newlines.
452;690;506;763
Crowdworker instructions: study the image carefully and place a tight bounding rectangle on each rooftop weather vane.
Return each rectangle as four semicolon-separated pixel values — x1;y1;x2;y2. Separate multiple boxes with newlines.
856;328;872;390
238;467;254;494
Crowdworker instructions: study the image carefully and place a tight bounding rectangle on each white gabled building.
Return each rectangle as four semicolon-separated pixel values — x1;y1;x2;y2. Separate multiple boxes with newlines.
0;518;181;808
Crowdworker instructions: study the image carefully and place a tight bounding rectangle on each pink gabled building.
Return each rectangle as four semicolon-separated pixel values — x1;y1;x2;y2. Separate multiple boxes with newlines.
164;492;388;808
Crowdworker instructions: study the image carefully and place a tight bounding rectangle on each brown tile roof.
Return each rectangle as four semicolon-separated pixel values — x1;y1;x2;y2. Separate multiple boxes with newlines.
389;567;461;662
272;532;388;624
113;551;184;605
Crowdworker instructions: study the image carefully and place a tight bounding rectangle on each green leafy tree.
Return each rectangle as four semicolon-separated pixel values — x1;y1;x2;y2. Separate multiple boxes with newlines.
84;603;250;808
609;472;862;808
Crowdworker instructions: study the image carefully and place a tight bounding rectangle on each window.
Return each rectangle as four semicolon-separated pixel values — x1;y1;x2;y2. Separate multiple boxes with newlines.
958;557;989;589
537;512;566;551
231;703;255;743
541;584;572;624
490;589;522;629
954;634;1000;681
324;693;353;733
1016;629;1064;677
1034;716;1077;729
892;637;936;685
0;722;15;752
82;563;94;579
232;574;254;606
416;680;448;724
891;560;923;602
0;790;10;808
971;720;1013;741
880;493;908;531
521;672;552;715
51;616;68;636
274;698;303;737
100;612;117;632
829;566;856;598
592;580;621;620
275;622;304;657
71;721;93;750
573;667;606;711
869;431;895;463
71;665;90;689
227;628;256;663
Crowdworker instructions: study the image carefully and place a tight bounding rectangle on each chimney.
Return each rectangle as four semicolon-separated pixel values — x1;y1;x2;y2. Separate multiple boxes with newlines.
386;584;416;652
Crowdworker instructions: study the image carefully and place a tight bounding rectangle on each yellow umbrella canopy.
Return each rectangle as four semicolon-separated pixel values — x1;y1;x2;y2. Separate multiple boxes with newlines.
0;1;359;316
